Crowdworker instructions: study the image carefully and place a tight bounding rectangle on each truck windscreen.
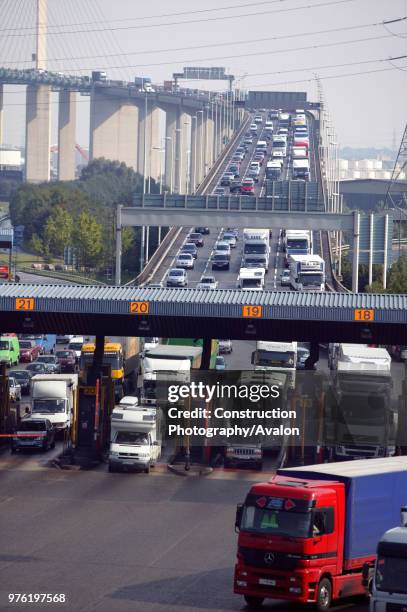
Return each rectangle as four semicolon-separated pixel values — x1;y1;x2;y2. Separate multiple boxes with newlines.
244;244;267;254
299;274;322;286
376;555;407;595
338;395;386;425
32;399;66;413
115;432;148;445
241;505;310;538
242;279;262;288
287;239;308;250
80;352;121;370
256;350;295;368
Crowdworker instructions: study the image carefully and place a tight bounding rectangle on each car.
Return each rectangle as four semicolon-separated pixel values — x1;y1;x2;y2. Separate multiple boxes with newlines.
222;232;237;247
215;241;231;257
26;362;49;375
181;242;198;259
197;276;218;290
214;187;226;196
194;227;210;235
243;137;253;145
55;349;76;373
188;232;204;247
166;268;188;287
8;376;22;402
56;334;74;343
225;228;239;239
278;128;288;135
241;178;255;194
297;346;313;370
176;253;194;269
68;336;84;361
280;269;291;286
11;418;56;453
18;339;41;363
143;337;159;352
250;123;258;131
248;168;260;182
253;154;265;165
229;180;242;194
254;115;263;124
235;147;246;156
215;355;226;371
36;354;61;373
212;253;230;270
231;156;243;165
228;164;240;177
233;152;244;161
119;396;139;408
147;283;162;288
11;370;32;395
218;340;232;354
220;173;234;186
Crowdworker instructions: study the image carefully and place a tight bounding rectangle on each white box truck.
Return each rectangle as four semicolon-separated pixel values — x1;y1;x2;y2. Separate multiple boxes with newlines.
109;404;163;473
30;374;78;432
242;228;270;271
289;254;325;291
251;341;297;388
329;344;396;461
140;357;190;406
292;159;310;180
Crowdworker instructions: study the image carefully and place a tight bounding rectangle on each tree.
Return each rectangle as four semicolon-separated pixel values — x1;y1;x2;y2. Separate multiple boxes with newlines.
387;254;407;293
29;233;44;256
72;211;102;268
44;206;73;257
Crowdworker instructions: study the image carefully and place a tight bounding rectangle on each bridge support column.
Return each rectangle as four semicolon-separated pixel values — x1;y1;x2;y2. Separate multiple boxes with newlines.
0;85;3;145
190;115;198;192
25;85;51;183
90;90;138;169
137;99;161;188
352;211;360;292
149;106;161;186
175;110;189;194
164;107;176;192
196;111;204;186
205;115;214;175
58;90;76;181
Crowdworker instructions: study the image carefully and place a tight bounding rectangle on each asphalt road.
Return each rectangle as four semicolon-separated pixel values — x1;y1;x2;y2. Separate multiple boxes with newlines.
0;465;370;612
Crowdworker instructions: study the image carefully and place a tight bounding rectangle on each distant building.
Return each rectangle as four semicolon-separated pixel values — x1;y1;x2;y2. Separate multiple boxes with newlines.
338;158;404;181
0;147;24;181
339;179;407;211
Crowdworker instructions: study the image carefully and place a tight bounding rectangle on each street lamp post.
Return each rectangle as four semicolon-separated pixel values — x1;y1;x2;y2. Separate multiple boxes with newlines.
164;136;174;193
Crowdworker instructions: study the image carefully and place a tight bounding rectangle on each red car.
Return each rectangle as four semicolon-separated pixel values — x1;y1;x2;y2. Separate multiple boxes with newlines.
55;349;76;373
241;178;255;194
19;339;41;363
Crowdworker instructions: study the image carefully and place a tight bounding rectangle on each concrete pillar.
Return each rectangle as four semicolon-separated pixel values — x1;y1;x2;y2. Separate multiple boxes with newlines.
196;111;204;185
190;115;198;192
177;111;189;194
164;107;177;192
90;90;138;169
25;84;51;183
149;106;161;185
0;84;3;145
206;115;214;173
36;0;47;69
58;90;76;181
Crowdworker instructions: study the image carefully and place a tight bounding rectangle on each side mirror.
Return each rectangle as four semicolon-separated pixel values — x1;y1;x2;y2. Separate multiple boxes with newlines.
235;503;243;532
362;562;370;587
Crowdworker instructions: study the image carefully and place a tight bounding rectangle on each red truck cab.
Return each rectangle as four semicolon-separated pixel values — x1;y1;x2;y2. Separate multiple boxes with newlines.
235;459;407;610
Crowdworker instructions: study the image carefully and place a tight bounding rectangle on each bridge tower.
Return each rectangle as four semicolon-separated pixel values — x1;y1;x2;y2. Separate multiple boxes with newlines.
25;0;51;183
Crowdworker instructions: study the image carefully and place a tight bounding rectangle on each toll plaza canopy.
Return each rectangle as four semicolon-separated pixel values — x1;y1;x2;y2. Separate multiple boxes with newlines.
0;284;406;344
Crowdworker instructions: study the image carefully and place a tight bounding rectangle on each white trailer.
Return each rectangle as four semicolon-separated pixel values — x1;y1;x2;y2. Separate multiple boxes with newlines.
236;267;265;290
289;254;325;291
292;159;310;179
140;357;190;405
109;404;163;473
330;344;396;460
243;228;270;270
30;374;78;432
251;341;297;388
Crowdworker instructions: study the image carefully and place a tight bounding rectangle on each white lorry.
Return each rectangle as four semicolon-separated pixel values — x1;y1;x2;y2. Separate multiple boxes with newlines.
283;229;312;266
251;341;297;388
329;344;396;460
292;159;310;180
109;404;163;473
369;507;407;611
242;228;270;271
289;254;325;291
30;374;78;433
236;267;265;290
140;356;190;406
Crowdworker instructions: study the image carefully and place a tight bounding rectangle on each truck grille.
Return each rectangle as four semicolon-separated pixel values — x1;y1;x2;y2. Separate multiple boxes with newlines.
233;448;256;456
340;445;379;457
386;604;407;612
239;547;300;570
342;434;379;443
118;453;138;458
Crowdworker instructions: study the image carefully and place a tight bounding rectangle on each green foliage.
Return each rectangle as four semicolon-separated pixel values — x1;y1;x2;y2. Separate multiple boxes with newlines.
43;206;73;256
29;233;44;256
387;254;407;293
72;211;103;268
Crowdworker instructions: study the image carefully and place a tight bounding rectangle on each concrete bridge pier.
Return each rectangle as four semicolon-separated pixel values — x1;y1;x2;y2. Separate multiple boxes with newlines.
164;106;177;192
174;110;189;194
0;85;3;145
25;84;51;183
89;90;138;170
137;99;161;188
58;90;76;180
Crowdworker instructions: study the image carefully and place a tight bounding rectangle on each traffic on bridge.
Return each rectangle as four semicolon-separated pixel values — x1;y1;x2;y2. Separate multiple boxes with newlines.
0;1;406;612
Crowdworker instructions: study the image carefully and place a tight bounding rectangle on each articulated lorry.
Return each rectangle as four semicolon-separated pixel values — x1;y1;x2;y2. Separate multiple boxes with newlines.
30;374;78;433
289;254;325;291
109;403;163;473
328;344;396;460
80;337;140;399
368;506;407;611
234;457;407;611
242;228;270;271
283;229;312;266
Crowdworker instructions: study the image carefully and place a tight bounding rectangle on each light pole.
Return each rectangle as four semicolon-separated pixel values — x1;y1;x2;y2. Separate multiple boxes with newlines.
152;144;165;244
191;115;197;191
185;149;191;194
175;126;181;193
140;91;148;273
164;136;174;193
197;109;204;184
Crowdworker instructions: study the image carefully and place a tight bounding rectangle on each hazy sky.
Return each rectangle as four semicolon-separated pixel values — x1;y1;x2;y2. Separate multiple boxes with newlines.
1;0;406;150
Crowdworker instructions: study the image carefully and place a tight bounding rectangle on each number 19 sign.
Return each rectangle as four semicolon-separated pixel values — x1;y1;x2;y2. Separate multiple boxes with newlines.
242;305;262;318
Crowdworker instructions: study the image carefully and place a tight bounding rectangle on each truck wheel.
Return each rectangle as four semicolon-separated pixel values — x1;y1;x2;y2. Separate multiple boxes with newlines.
144;465;150;474
244;595;264;608
316;578;332;612
108;463;115;473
